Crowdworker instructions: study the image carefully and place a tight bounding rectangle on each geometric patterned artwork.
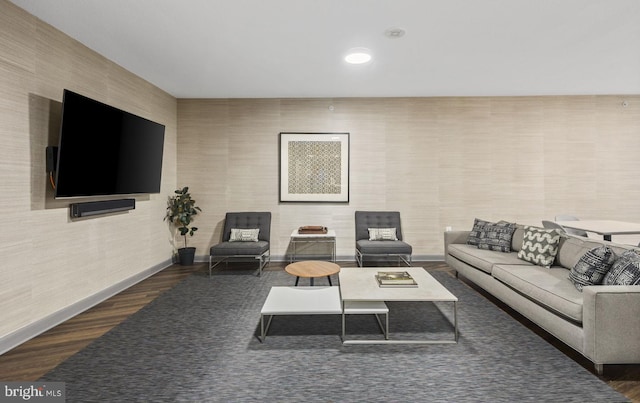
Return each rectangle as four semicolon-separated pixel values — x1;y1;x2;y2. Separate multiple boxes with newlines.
279;132;349;202
288;141;341;194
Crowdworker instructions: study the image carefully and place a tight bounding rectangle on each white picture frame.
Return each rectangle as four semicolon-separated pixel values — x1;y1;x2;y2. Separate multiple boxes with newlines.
279;132;350;203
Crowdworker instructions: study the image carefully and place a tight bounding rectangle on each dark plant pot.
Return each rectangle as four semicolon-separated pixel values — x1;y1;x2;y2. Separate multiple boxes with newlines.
178;247;196;266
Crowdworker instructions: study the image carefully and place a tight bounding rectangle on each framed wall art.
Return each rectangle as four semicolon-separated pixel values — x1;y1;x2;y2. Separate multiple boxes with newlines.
279;132;350;203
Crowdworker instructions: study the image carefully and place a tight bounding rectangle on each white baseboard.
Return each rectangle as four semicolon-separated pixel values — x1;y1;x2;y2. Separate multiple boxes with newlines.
0;258;173;355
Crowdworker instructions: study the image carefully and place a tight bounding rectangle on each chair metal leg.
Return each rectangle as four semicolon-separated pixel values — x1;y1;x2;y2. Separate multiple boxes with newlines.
356;251;411;267
256;251;270;277
210;251;270;278
399;254;412;267
209;256;230;277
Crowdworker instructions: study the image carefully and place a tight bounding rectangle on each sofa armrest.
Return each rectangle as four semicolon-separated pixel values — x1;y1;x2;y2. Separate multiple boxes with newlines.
444;230;470;252
582;285;640;364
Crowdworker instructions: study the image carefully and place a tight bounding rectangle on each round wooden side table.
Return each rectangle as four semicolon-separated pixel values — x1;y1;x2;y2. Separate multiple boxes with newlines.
284;260;340;286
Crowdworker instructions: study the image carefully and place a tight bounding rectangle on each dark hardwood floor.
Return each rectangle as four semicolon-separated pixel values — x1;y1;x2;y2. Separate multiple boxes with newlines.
0;261;638;401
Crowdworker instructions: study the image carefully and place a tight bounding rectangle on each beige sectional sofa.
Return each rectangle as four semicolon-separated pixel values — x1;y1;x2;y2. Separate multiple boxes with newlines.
444;223;640;375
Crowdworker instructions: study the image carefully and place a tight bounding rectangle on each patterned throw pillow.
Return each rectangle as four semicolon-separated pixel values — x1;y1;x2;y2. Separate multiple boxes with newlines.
477;221;517;253
467;218;491;246
569;246;616;291
603;250;640;286
229;228;260;242
368;228;398;241
517;226;562;268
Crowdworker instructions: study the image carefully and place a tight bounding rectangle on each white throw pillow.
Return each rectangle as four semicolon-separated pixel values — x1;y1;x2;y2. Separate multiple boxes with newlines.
517;226;561;267
368;228;398;241
229;228;260;242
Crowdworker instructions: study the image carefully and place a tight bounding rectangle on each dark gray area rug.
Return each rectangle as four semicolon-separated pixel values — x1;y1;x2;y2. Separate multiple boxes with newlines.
41;269;627;402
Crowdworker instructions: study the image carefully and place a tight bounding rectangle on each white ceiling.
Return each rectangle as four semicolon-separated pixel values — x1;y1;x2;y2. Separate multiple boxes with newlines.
9;0;640;98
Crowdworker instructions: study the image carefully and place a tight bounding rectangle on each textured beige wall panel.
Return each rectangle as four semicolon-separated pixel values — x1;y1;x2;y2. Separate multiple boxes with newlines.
178;96;640;259
0;1;177;338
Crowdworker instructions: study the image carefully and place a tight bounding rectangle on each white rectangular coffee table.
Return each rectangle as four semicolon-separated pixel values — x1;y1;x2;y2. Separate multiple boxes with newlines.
259;286;342;341
339;267;458;344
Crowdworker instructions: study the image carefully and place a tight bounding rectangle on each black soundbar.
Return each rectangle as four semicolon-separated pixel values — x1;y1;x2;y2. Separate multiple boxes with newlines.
70;199;136;218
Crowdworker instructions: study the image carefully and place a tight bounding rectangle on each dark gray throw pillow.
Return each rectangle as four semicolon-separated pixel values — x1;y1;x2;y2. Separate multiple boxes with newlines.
603;250;640;286
467;218;491;246
477;221;517;253
569;245;616;291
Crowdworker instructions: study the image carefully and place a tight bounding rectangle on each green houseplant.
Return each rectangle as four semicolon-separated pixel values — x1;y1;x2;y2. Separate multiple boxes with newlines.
165;186;202;265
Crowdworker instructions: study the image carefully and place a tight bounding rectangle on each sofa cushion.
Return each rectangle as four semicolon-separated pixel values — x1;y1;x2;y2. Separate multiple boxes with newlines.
517;226;562;268
477;221;517;253
210;240;269;256
492;264;584;323
603;250;640;286
555;236;607;270
448;244;531;274
569;245;616;291
356;240;412;254
368;228;398;241
510;224;526;253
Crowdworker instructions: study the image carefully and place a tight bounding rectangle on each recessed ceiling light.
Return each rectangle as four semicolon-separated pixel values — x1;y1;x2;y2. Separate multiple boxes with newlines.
384;27;406;38
345;48;372;64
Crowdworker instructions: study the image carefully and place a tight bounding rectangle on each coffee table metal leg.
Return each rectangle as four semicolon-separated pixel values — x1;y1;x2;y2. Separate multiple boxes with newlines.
342;301;457;345
454;301;458;342
260;314;274;342
310;277;314;286
295;276;300;286
327;276;332;286
372;313;388;339
385;312;389;340
384;312;389;340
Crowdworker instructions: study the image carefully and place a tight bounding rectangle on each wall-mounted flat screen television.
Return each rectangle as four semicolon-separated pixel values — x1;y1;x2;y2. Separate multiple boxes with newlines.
54;89;165;198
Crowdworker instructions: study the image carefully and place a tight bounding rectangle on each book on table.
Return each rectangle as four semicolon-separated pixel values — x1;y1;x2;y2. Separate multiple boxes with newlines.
375;271;418;287
298;225;328;234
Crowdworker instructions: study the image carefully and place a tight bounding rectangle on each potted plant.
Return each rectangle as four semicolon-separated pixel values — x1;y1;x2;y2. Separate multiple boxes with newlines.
165;186;202;265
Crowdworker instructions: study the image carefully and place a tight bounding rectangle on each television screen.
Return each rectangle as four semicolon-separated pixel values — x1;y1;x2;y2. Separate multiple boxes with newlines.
54;90;165;198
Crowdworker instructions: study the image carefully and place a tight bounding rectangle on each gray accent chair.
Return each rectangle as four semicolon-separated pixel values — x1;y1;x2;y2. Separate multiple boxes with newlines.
209;212;271;277
355;211;412;267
